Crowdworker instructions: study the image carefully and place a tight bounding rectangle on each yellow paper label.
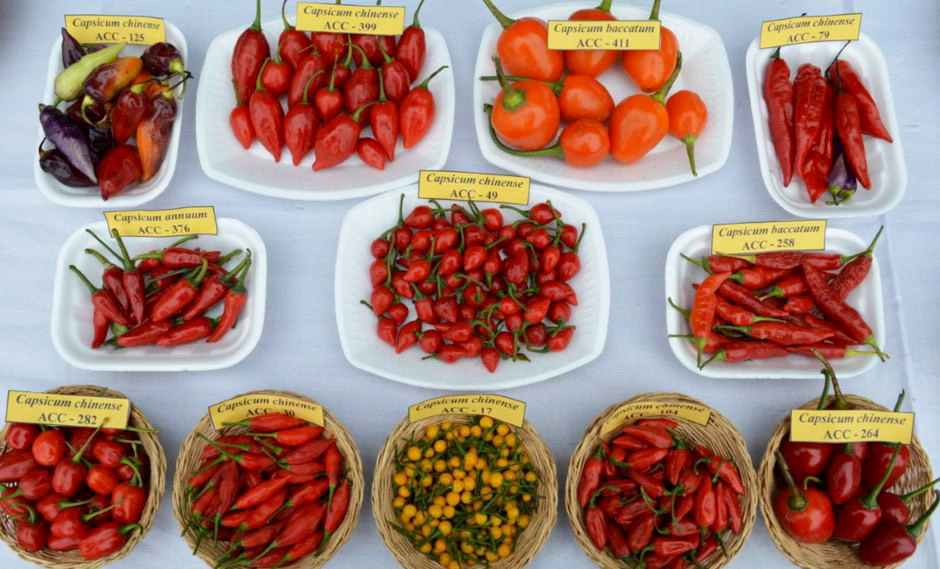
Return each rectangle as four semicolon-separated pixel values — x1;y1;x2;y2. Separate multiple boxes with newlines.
711;220;826;255
601;401;711;436
104;207;218;238
409;395;525;427
65;15;165;45
419;170;530;206
209;395;324;430
760;14;862;49
790;410;914;444
6;391;129;429
547;20;661;51
297;3;404;36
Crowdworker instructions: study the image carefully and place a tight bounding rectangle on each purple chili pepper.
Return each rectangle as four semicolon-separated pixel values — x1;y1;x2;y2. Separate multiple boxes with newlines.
38;104;97;182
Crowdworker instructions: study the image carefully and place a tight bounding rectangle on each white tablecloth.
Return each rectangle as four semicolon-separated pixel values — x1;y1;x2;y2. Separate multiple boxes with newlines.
1;1;938;567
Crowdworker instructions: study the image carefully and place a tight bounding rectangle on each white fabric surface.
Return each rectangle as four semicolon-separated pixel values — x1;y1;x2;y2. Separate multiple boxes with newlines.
1;1;939;567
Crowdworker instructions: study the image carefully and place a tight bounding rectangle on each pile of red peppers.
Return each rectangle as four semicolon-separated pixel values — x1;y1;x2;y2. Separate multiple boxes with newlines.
672;226;888;368
773;359;938;566
0;418;153;559
577;417;747;568
181;412;351;567
38;28;190;199
763;44;893;204
71;229;252;349
229;0;445;171
365;196;584;372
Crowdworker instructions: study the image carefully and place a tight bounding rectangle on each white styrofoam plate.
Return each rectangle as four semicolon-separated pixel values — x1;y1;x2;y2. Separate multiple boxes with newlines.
335;184;610;390
473;2;733;192
35;22;188;208
51;219;266;371
196;20;454;201
745;33;906;218
665;225;885;379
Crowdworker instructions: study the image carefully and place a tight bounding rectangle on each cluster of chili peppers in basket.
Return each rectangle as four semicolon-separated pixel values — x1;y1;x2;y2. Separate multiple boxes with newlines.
364;196;584;372
481;0;707;174
181;412;351;568
70;229;252;349
671;226;887;368
577;417;746;568
229;0;445;171
39;27;191;199
763;43;893;204
0;418;153;559
773;356;938;566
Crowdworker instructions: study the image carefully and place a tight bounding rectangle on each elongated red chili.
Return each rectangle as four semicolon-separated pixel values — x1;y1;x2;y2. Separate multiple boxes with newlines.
793;63;827;179
400;65;448;148
690;271;730;366
831;226;882;301
370;70;399;161
763;47;795;186
232;0;269;106
828;59;892;142
396;0;426;82
803;261;886;359
312;103;372;171
207;257;251;343
250;60;285;162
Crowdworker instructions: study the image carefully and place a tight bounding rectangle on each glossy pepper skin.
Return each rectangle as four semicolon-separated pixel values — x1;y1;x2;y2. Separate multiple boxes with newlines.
288;51;328;109
97;144;142;200
232;0;270;107
858;495;939;566
609;52;682;164
400;65;448;149
137;93;177;182
344;45;380;120
206;257;251;342
835;82;872;189
61;27;85;67
229;82;255;150
55;43;125;102
564;0;618;77
39;105;97;183
793;64;827;178
666;89;708;176
773;450;835;544
828;59;893;142
250;59;286;162
111;84;151;145
142;42;184;76
284;72;322;166
312;104;372;171
83;56;143;103
78;521;138;560
277;0;311;70
38;145;94;187
482;0;563;82
763;47;795;186
490;58;559;151
396;0;427;81
621;0;678;92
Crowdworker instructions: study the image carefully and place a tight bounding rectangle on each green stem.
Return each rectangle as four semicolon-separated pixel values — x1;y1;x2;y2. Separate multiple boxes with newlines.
412;0;426;28
417;65;448;89
483;104;563;158
811;349;850;410
649;0;662;20
69;265;99;294
478;74;562;95
256;58;270;91
280;0;292;30
481;0;514;29
347;43;372;69
652;51;682;103
907;494;940;538
597;0;613;11
682;135;697;176
862;444;901;509
85;229;122;264
251;0;263;31
860;225;884;258
774;450;807;512
901;477;940;503
110;229;136;272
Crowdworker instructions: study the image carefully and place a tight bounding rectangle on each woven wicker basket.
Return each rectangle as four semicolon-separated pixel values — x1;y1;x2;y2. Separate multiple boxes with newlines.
373;413;558;569
759;394;934;569
565;392;758;569
171;389;364;569
0;384;167;568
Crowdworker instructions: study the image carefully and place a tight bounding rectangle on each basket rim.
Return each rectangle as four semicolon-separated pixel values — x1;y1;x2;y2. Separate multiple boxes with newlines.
0;384;167;569
371;412;558;569
564;392;759;569
170;388;365;569
758;393;935;569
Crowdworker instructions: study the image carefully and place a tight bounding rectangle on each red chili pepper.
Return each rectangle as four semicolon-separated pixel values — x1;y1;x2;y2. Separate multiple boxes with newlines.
773;449;835;543
627;513;656;552
828;59;893;142
343;44;379;120
833;63;872;189
250;59;285;162
111;84;151;145
547;326;574;351
834;445;901;542
831;226;882;301
863;442;911;493
312;102;372;170
322;478;350;545
803;261;886;358
151;258;208;322
578;451;604;507
207;257;251;343
694;475;716;528
112;482;147;524
284;71;322;166
763;48;796;186
377;43;411;104
225;413;305;433
5;423;39;451
400;65;447;148
314;55;345;121
370;70;400;161
96;144;143;200
783;293;814;315
396;0;427;82
716;280;790;319
689;271;730;366
114;320;171;347
878;477;940;525
154;317;213;346
628;469;665;499
584;505;607;550
232;0;270;106
621;425;673;450
827;444;863;506
283;438;333;466
667;448;689;486
793;63;827;180
15;506;48;553
79;521;139;560
277;0;311;70
653;536;697;558
31;429;66;468
859;495;939;565
357;137;386;170
607;522;630;559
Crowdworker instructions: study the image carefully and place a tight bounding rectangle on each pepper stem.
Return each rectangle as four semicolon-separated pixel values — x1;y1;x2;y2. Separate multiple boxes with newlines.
481;0;515;29
901;477;940;503
667;297;691;319
478;74;563;95
412;0;426;28
597;0;613;12
771;46;781;60
649;0;662;20
111;229;136;272
280;0;292;30
893;390;905;412
774;450;808;511
860;225;884;258
815;366;831;411
69;265;99;294
652;51;682;103
347;43;373;70
862;444;901;509
86;229;123;264
72;418;108;463
418;64;448;89
811;349;850;410
251;0;263;31
483;104;563;158
679;253;712;273
301;70;323;105
255;58;270;91
85;248;116;268
682;135;697;176
907;494;940;538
